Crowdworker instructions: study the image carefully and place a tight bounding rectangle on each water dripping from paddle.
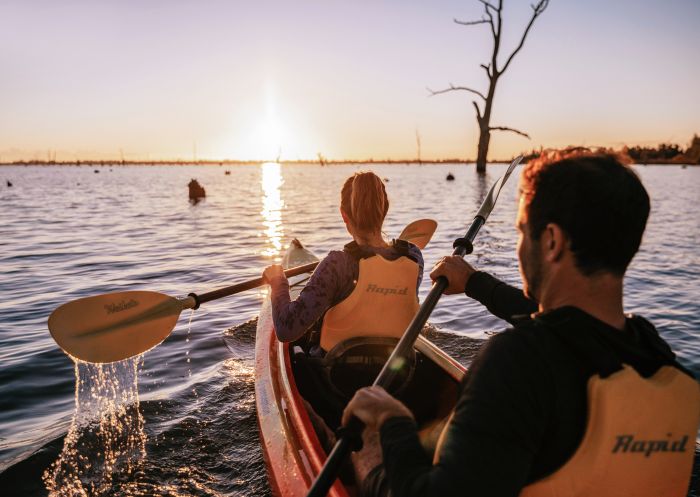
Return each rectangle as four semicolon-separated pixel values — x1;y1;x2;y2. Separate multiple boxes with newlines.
42;358;146;496
186;309;203;422
186;308;194;372
42;309;201;496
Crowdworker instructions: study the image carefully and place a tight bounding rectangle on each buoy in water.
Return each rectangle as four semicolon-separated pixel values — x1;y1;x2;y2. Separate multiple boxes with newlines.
446;173;455;181
188;179;206;201
6;180;12;187
94;169;100;173
225;171;231;175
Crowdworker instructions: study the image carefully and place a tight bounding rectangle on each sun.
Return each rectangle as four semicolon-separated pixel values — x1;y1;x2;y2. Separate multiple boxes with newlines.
220;112;292;162
219;81;315;161
254;115;287;160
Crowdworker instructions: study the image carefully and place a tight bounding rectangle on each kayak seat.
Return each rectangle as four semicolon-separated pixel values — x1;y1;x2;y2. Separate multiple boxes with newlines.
322;337;416;401
290;337;417;430
292;348;346;430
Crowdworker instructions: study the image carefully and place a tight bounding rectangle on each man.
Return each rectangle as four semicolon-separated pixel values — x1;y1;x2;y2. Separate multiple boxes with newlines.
343;150;700;496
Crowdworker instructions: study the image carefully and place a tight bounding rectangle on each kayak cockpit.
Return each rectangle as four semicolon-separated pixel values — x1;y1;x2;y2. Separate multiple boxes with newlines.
286;335;464;490
255;240;466;497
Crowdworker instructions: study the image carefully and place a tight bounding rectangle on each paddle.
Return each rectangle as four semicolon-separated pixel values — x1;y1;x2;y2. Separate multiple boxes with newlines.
47;219;438;364
306;157;523;497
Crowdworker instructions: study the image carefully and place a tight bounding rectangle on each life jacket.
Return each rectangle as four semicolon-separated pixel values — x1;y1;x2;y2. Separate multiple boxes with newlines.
319;241;420;352
519;365;699;497
518;319;700;497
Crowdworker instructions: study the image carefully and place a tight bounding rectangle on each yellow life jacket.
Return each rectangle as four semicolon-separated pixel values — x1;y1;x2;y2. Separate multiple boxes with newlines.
319;252;419;352
520;364;700;497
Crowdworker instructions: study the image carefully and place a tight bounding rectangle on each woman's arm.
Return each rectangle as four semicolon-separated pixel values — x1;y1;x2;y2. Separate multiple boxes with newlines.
267;251;352;342
407;244;424;293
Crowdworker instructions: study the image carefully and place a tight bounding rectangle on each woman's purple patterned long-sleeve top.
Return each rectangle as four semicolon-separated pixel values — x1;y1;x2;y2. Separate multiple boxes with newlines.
269;243;424;343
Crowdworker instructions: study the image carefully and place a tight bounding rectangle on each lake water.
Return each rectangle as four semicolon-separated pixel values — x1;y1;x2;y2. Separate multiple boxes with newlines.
1;163;698;496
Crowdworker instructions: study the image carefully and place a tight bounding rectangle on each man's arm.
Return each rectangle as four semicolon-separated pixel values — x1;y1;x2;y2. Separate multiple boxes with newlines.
466;271;538;324
430;256;537;325
344;331;550;497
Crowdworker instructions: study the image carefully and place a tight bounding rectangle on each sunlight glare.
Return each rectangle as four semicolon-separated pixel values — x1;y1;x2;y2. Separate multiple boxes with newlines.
260;162;284;259
260;116;286;160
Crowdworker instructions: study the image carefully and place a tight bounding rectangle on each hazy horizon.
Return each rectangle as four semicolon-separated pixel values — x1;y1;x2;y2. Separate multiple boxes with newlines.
2;0;699;162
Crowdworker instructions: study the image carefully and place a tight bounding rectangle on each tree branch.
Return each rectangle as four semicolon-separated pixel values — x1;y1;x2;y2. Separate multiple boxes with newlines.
454;17;490;26
491;0;504;75
490;126;531;139
427;83;487;101
501;0;549;74
473;101;483;122
478;0;497;38
477;0;498;13
480;63;492;78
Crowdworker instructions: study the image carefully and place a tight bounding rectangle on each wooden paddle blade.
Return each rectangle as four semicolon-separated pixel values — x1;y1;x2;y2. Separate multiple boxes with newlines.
283;238;320;269
48;291;184;364
397;219;438;249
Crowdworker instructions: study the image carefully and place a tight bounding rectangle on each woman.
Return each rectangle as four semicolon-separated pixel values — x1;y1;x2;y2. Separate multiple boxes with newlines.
262;171;424;354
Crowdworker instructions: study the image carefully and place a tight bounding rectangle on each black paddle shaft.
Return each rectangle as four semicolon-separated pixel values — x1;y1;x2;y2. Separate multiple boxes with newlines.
307;156;521;496
306;216;485;497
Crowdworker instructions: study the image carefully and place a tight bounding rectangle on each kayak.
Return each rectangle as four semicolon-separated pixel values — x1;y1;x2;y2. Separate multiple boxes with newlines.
255;240;466;497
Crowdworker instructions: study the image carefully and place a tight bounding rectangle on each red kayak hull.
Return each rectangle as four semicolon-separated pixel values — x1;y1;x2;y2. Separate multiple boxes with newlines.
255;304;350;497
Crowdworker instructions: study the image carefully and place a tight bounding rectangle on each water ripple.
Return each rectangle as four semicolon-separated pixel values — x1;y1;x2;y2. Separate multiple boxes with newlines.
1;163;699;495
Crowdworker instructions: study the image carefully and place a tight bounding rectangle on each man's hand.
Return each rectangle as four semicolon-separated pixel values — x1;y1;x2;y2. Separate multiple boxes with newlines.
430;256;477;295
262;264;285;284
342;386;414;431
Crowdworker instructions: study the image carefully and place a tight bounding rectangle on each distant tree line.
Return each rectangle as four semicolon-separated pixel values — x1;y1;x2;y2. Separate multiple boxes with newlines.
4;135;699;166
521;135;700;165
623;135;700;164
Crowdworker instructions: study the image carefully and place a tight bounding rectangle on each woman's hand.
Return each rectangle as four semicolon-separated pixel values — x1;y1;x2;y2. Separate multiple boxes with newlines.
262;264;285;284
342;386;414;431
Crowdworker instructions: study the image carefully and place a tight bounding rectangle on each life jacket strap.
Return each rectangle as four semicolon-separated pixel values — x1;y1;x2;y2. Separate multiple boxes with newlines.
342;239;415;262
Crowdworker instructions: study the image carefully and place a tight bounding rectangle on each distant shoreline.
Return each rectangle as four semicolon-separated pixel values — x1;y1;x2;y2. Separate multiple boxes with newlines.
0;159;696;167
1;159;468;166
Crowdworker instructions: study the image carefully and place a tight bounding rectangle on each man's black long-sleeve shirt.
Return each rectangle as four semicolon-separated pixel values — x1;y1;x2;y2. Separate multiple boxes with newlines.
377;272;692;497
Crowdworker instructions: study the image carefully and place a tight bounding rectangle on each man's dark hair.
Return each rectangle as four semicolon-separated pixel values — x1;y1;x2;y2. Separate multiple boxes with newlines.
521;149;650;276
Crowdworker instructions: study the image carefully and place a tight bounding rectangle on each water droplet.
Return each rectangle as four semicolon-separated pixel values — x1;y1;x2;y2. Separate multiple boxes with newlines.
43;358;146;495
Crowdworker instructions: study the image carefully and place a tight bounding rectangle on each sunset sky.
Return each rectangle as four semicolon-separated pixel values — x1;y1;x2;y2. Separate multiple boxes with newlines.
1;0;698;162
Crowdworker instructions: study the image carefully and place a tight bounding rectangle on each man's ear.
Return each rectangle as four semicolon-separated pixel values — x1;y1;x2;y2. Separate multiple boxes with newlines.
340;208;350;225
543;223;567;262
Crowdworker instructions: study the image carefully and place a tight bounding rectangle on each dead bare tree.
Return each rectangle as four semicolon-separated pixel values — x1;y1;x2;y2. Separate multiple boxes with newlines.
429;0;549;172
415;129;422;165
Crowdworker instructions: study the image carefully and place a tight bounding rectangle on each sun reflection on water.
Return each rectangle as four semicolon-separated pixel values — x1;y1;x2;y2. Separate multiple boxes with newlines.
260;162;285;260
